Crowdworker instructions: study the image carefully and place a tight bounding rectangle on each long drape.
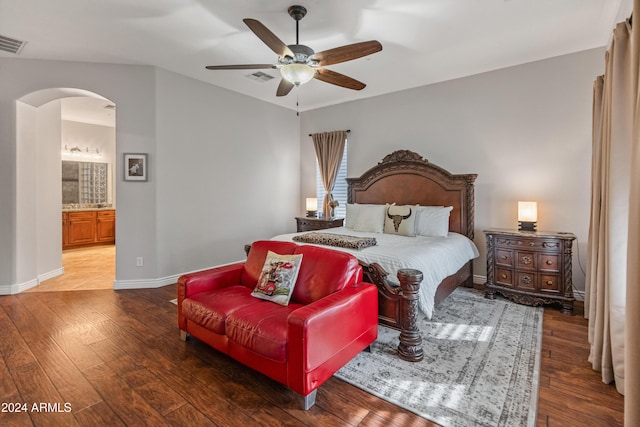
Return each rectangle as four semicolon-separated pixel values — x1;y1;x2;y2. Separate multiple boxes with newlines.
626;2;640;426
311;131;347;218
587;6;640;424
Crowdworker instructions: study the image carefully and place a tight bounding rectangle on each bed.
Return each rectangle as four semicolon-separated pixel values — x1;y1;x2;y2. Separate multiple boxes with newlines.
272;150;478;361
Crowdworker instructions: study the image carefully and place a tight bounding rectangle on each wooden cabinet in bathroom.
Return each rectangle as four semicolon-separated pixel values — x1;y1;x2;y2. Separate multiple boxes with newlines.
63;209;115;250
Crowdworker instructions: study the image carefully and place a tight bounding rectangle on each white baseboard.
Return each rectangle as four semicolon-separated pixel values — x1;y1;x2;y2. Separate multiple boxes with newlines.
473;275;486;285
38;267;64;283
0;267;65;295
0;278;38;295
113;275;181;290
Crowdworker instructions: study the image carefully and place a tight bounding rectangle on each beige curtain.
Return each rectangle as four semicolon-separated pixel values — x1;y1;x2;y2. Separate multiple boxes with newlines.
587;6;640;424
311;130;347;218
627;3;640;426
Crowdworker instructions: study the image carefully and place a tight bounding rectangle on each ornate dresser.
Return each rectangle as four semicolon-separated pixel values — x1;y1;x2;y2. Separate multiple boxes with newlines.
484;228;576;314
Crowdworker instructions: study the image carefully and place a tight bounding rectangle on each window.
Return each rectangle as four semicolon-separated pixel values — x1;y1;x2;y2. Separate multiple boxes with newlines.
315;140;347;218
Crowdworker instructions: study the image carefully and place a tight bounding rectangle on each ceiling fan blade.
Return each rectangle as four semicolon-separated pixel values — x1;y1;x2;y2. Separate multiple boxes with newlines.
276;78;294;97
205;64;277;70
311;41;382;66
243;18;294;58
314;68;366;91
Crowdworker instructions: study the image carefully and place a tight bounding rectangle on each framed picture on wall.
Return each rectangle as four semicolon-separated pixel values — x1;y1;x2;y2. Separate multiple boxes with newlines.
124;153;148;181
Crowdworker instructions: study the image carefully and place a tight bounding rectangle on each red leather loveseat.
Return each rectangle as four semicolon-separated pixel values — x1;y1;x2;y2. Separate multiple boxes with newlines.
177;240;378;409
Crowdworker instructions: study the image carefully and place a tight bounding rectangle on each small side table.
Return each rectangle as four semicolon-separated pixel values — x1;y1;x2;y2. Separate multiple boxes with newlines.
295;217;344;232
484;228;576;314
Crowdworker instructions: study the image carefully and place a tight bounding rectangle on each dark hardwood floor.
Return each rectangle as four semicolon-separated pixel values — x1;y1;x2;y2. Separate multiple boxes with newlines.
0;285;623;426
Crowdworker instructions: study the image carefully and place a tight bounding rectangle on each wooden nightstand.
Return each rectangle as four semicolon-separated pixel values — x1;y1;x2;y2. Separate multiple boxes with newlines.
484;228;576;315
295;217;344;232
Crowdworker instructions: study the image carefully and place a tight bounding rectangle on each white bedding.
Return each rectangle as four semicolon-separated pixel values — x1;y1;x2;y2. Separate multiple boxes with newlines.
271;227;479;318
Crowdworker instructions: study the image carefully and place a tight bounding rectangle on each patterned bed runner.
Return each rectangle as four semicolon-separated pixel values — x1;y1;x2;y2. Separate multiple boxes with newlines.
293;232;377;250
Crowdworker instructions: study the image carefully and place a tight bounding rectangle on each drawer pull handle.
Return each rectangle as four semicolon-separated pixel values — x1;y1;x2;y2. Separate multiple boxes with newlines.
501;274;507;279
546;260;553;265
502;255;508;260
546;280;553;285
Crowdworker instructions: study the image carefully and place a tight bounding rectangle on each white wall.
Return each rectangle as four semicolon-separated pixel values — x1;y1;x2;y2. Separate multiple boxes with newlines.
154;68;299;278
15;102;37;287
300;48;606;295
36;100;63;282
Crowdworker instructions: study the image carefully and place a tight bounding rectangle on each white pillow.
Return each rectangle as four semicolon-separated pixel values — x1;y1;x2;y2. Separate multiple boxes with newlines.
415;206;453;237
383;204;416;237
353;204;386;233
345;203;358;229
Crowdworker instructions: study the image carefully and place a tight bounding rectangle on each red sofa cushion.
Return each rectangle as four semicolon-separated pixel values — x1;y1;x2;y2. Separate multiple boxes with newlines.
226;301;304;363
291;245;361;305
182;286;255;334
240;240;298;288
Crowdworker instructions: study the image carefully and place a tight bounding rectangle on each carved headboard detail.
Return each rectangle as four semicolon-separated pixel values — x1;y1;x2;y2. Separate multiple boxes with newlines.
346;150;477;240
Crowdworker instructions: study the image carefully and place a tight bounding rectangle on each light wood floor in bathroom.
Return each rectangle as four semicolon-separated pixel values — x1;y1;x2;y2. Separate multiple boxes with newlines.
27;245;115;292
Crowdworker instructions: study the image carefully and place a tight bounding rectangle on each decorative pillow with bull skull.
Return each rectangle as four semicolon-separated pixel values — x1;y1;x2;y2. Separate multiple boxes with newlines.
251;251;303;306
383;204;416;237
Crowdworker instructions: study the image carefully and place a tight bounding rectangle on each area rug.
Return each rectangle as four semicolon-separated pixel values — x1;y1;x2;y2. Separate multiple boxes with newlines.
334;287;542;427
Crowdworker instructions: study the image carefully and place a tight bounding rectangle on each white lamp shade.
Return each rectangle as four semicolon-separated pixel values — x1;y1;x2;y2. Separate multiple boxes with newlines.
280;64;316;86
518;201;538;222
306;198;318;211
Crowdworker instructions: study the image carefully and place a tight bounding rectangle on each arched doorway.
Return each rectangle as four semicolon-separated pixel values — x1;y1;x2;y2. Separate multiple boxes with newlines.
16;88;117;292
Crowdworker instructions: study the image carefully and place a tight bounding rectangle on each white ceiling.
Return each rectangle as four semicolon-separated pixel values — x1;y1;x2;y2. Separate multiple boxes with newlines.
1;0;630;116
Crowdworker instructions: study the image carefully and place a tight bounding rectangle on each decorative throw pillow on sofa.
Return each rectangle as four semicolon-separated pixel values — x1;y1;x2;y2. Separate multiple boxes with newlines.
383;204;416;237
251;251;303;306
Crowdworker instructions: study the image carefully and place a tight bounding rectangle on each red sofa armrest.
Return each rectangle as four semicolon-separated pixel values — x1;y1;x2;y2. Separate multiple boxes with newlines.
177;262;245;330
178;262;245;297
286;282;378;394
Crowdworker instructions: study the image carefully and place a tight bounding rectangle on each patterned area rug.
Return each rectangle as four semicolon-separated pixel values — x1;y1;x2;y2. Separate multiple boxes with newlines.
335;287;542;427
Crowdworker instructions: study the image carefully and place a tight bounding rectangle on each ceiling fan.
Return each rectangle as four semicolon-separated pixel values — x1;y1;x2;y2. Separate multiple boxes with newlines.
205;5;383;97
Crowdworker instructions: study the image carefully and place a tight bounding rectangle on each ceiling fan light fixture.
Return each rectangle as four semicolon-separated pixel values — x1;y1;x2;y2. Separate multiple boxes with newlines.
280;63;315;86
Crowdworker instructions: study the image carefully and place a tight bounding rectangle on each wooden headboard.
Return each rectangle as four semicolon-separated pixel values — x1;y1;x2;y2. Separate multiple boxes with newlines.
346;150;477;240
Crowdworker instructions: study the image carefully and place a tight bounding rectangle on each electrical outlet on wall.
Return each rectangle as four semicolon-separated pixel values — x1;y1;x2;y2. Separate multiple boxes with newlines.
136;257;144;267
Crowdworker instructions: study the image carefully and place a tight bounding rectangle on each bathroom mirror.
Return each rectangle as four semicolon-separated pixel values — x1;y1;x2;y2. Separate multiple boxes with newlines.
62;161;109;206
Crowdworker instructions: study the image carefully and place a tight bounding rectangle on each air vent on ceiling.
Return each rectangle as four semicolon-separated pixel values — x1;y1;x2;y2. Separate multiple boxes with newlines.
245;71;275;83
0;34;27;54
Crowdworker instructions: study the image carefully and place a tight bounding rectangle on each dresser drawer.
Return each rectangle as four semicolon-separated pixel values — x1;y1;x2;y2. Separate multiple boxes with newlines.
539;274;561;293
495;249;513;267
539;254;560;272
495;236;562;251
295;217;343;232
516;251;536;270
495;268;513;287
516;272;537;291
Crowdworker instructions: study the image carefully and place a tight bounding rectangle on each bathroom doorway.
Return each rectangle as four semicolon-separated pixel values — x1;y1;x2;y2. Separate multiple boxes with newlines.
16;88;117;292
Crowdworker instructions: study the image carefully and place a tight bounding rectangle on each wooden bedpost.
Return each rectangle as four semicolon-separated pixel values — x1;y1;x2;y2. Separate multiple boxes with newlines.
397;269;424;362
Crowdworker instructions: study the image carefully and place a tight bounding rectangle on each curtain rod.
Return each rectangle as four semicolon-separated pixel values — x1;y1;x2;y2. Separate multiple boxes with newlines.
308;129;350;137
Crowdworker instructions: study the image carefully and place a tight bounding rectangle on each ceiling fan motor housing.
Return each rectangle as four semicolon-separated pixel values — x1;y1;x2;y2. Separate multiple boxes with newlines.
280;44;316;65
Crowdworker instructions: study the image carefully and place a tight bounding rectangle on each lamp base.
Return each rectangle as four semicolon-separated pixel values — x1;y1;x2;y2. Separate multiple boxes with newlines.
518;221;537;232
306;210;317;218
